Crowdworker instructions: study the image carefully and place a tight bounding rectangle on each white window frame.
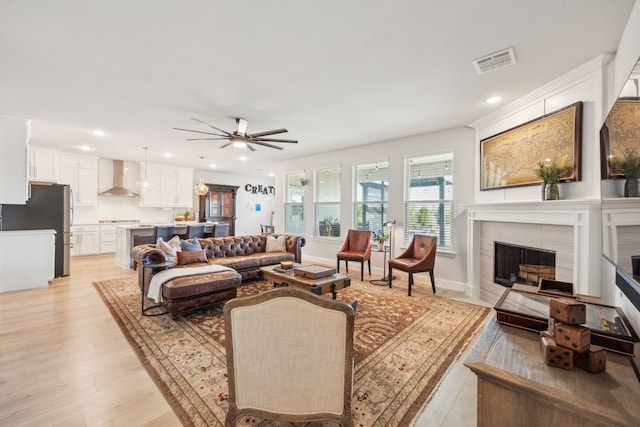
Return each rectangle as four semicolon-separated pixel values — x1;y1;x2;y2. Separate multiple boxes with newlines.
353;160;389;238
284;170;305;235
403;153;454;251
313;166;341;238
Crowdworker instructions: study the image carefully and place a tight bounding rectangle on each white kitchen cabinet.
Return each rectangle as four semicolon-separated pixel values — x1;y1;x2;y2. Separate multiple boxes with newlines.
161;166;193;208
59;153;98;206
99;224;117;253
0;230;55;292
139;163;192;208
71;225;100;256
28;146;59;182
0;115;29;204
138;162;162;207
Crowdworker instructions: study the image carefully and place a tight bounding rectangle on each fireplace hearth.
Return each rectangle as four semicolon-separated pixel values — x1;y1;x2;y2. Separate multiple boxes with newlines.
494;241;556;287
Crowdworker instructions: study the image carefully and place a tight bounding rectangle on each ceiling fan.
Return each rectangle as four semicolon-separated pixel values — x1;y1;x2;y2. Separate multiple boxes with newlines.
174;117;298;151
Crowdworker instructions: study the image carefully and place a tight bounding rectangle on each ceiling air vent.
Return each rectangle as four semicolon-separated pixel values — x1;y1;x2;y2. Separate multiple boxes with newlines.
472;48;516;74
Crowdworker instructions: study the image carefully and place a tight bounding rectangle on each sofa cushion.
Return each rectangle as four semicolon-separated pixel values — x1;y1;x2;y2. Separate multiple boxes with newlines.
256;252;295;266
162;270;242;301
266;235;286;252
181;238;202;251
157;236;182;263
210;256;261;271
177;250;208;265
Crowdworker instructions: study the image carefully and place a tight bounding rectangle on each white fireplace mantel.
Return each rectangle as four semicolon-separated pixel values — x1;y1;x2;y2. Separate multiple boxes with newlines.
462;199;602;300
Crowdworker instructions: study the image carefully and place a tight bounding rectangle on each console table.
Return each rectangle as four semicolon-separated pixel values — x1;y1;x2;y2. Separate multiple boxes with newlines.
464;320;640;427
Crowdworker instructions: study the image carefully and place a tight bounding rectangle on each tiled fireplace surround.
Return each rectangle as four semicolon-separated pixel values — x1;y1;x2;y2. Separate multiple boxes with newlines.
464;200;602;305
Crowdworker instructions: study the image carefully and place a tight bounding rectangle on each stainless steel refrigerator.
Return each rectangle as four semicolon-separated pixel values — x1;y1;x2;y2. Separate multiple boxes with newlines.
2;183;71;277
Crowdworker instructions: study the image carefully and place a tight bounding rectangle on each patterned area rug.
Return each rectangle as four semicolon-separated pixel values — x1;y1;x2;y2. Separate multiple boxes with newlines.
94;277;490;426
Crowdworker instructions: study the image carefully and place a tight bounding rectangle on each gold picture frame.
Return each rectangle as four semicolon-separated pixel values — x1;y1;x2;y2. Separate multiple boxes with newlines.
600;98;640;179
480;102;582;190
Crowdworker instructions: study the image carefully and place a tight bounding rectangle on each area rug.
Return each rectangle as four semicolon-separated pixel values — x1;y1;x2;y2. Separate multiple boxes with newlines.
94;277;490;426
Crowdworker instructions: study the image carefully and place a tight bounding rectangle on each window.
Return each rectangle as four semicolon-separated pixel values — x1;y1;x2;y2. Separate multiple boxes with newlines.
353;161;389;237
404;153;453;250
284;171;305;235
314;167;341;237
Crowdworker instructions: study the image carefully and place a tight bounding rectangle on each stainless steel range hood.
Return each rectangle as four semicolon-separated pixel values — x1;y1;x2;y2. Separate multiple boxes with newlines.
98;160;139;197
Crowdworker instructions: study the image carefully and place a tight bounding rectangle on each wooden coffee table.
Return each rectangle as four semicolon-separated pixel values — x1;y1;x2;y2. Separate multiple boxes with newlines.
260;264;351;300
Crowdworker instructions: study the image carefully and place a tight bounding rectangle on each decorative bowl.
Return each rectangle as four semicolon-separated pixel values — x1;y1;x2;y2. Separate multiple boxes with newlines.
280;261;294;269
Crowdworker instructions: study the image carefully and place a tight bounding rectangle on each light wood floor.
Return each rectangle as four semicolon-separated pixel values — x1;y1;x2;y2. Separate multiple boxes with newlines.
0;255;485;426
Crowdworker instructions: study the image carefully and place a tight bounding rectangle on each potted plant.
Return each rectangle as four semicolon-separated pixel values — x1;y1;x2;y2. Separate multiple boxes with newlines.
533;159;573;200
372;231;388;250
611;148;640;197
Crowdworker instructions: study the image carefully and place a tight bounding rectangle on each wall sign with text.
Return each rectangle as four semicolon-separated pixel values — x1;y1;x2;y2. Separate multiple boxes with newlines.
245;184;275;195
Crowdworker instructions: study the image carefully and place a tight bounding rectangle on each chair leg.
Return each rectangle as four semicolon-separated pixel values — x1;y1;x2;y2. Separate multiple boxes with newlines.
408;273;413;296
429;270;436;294
345;261;348;273
388;267;393;288
360;261;364;281
337;258;340;273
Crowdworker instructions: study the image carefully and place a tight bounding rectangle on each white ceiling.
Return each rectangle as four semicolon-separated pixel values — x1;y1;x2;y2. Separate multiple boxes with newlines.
0;1;635;176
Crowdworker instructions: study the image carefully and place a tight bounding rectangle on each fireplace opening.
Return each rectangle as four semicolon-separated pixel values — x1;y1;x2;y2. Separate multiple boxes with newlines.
494;241;556;287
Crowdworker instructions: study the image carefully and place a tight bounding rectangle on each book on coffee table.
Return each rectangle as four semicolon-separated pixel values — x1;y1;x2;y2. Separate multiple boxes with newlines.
294;265;337;279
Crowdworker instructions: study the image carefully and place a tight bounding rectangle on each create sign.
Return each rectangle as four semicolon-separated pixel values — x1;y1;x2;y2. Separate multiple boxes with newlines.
245;184;275;195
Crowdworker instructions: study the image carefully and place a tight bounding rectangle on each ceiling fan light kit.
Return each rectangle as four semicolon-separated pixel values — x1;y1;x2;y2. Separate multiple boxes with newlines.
174;117;298;151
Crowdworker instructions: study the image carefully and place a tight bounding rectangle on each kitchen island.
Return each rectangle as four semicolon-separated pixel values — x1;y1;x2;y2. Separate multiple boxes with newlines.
115;222;215;269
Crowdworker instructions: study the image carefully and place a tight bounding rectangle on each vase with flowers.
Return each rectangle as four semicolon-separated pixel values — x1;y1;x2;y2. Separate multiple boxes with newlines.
611;148;640;197
533;158;573;200
372;231;388;250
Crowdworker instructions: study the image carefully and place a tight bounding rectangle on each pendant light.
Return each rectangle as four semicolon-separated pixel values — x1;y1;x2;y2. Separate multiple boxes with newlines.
136;146;153;192
194;156;209;196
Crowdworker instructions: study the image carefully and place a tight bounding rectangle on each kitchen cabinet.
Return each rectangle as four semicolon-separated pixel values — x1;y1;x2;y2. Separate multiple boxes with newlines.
59;153;98;206
99;224;117;253
161;166;192;207
70;225;100;256
0;115;30;204
28;146;59;182
0;230;55;292
138;162;162;207
138;163;192;208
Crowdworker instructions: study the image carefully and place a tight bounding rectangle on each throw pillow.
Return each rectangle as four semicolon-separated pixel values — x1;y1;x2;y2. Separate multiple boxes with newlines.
156;237;182;264
177;250;208;265
266;235;287;252
181;238;202;251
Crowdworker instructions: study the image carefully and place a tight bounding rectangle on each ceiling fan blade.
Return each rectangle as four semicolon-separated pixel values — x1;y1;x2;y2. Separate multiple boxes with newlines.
248;128;288;138
253;137;298;143
247;144;256;152
219;142;233;149
236;118;248;136
191;118;231;136
250;140;284;150
186;137;229;141
174;127;227;137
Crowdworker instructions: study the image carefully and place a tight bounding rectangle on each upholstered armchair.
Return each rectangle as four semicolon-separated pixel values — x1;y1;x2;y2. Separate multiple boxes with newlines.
336;229;372;281
223;287;355;427
388;234;437;296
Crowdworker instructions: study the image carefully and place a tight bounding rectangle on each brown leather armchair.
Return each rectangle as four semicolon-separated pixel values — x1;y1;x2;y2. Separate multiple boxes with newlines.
336;229;372;281
388;234;437;296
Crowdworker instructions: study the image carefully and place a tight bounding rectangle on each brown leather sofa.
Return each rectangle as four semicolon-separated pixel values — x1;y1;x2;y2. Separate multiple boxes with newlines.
131;234;306;318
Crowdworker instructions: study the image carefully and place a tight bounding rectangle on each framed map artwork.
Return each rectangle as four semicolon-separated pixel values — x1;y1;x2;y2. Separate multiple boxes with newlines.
480;102;582;190
600;98;640;179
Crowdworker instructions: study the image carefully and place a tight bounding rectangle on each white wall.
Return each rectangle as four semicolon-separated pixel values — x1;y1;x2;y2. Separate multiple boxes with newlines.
273;127;475;291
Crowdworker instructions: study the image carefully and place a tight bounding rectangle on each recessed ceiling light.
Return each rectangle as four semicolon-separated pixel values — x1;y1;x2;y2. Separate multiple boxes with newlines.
268;173;274;177
164;152;172;158
92;129;105;137
209;163;217;168
485;96;502;104
79;145;91;151
240;156;247;161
